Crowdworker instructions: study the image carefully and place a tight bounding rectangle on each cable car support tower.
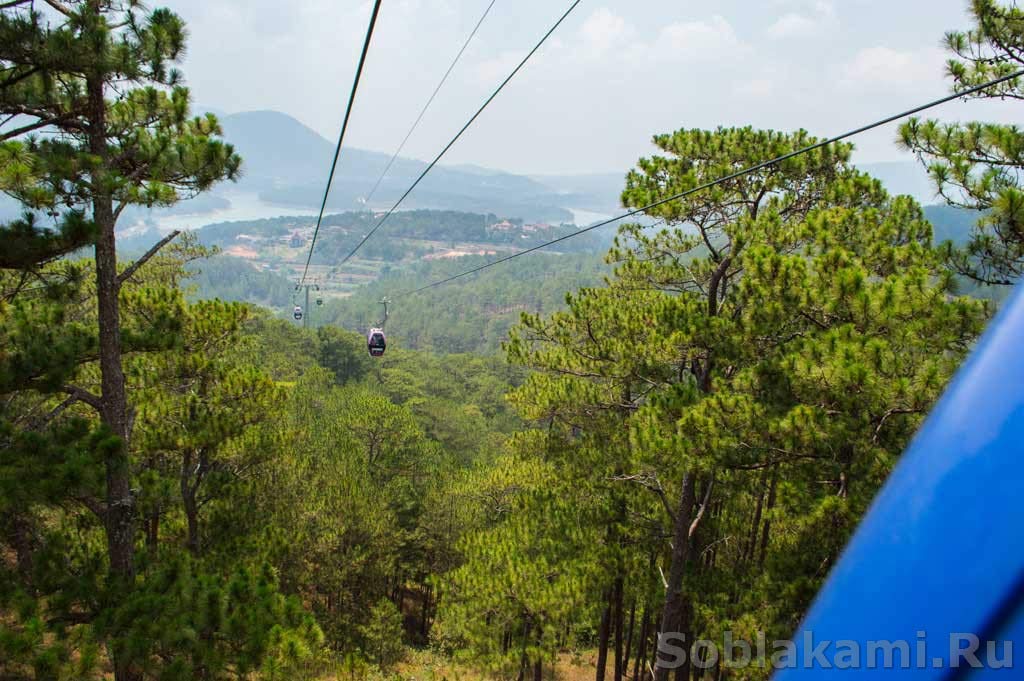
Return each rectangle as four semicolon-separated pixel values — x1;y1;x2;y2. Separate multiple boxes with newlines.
294;283;322;329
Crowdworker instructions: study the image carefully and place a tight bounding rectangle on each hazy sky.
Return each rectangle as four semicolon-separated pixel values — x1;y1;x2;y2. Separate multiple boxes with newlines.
172;0;1021;175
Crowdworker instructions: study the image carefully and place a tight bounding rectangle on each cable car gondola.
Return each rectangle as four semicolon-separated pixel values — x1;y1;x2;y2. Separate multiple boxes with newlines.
293;305;303;321
367;328;386;357
367;298;389;357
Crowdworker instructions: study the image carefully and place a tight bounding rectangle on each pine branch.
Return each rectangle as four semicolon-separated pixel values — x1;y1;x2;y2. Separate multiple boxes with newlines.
117;229;181;285
31;393;77;429
688;476;714;539
41;0;73;17
613;473;677;524
62;384;103;412
74;493;107;519
0;114;71;140
0;104;87;139
0;65;42;90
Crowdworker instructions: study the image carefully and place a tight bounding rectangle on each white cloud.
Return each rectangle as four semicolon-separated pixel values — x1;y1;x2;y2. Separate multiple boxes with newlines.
474;11;745;82
652;15;745;62
163;0;1022;174
767;1;836;39
471;9;635;87
735;78;775;98
839;46;948;92
767;13;816;38
579;8;634;54
471;50;527;86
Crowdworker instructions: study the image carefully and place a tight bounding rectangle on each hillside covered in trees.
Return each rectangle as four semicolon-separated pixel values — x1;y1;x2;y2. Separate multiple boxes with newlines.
186;204;1001;356
183;208;617;303
3;1;1024;681
317;253;611;354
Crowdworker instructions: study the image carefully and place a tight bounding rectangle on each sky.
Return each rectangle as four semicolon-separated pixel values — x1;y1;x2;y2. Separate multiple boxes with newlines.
172;0;1022;176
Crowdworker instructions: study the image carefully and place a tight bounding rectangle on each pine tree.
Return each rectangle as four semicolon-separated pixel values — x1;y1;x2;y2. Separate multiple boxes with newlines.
132;299;280;556
504;127;987;681
360;599;405;670
434;444;606;679
2;3;238;676
899;0;1024;284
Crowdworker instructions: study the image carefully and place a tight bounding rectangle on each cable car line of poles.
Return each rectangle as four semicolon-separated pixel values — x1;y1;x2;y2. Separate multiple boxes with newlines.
387;68;1024;299
292;282;324;328
296;0;572;357
299;0;384;287
335;0;584;269
361;0;499;208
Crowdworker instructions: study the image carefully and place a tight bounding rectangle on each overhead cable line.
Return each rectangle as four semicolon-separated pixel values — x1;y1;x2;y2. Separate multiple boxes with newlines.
336;0;584;268
393;68;1024;298
361;0;499;207
300;0;384;285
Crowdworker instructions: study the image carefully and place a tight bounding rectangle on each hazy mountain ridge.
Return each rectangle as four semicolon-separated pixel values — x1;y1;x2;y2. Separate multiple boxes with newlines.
5;108;976;247
218;111;576;221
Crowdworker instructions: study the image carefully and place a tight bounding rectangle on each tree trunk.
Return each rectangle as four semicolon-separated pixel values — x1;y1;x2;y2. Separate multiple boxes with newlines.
533;624;544;681
181;451;200;555
613;576;625;681
757;467;779;569
420;584;432;640
745;469;768;566
145;511;159;561
3;512;37;588
88;57;139;681
390;571;402;604
623;600;637;677
91;86;134;576
183;494;199;555
634;607;650;681
595;593;612;681
517;618;532;681
655;473;697;681
673;598;694;681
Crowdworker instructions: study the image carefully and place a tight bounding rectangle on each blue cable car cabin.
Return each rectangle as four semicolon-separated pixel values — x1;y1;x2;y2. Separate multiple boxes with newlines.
774;283;1024;678
367;328;386;357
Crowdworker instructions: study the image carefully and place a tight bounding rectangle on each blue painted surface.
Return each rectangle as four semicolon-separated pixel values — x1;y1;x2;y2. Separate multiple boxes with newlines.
775;284;1024;679
962;601;1021;679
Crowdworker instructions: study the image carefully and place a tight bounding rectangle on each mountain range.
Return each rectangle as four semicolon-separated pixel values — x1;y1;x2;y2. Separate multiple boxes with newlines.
216;110;583;222
213;111;943;218
0;108;951;229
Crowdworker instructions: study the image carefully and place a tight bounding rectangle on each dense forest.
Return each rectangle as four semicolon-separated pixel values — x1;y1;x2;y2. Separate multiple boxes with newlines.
189;205;1008;356
187;256;297;309
3;2;1024;681
198;210;608;259
317;253;611;354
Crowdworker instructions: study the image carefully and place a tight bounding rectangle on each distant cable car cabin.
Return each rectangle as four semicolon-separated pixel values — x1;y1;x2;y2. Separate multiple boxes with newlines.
367;328;386;357
293;306;303;321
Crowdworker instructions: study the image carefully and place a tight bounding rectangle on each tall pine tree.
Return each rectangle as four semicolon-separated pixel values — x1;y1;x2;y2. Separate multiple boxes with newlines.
1;2;238;679
899;0;1024;284
503;127;986;681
